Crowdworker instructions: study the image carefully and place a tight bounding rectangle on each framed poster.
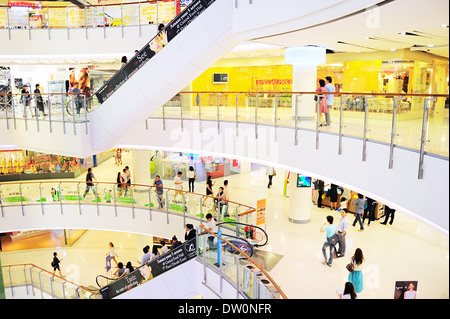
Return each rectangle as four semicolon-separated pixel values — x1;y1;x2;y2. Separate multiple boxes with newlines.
394;281;418;299
256;198;266;226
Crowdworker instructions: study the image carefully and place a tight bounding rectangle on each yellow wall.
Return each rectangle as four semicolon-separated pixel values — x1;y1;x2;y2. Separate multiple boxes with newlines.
342;60;382;93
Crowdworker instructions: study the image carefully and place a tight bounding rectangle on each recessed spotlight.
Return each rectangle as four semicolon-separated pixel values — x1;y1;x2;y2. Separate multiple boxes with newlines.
364;36;370;40
390;48;397;51
356;50;361;53
399;32;406;35
428;44;434;47
441;24;449;28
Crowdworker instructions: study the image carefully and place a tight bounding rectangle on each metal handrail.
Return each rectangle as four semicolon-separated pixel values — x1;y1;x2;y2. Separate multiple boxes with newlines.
1;263;100;296
198;225;288;299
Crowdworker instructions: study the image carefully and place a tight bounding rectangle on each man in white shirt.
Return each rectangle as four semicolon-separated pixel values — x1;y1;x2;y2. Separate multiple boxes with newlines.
336;207;349;258
324;76;335;127
173;171;183;202
222;180;230;217
203;213;216;249
160;240;169;255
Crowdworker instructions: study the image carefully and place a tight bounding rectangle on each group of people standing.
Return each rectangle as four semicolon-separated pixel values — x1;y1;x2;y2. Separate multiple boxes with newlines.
21;83;47;118
315;76;335;127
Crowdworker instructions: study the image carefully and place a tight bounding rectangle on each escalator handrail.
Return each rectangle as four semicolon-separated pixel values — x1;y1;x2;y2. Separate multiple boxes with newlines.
94;0;217;104
217;221;268;248
199;225;288;299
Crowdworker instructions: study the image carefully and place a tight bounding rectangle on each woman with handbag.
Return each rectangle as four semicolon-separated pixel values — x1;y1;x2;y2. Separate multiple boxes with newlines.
347;248;365;293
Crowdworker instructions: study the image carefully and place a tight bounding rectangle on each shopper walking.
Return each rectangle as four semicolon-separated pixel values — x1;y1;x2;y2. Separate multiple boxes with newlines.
324;76;335;126
34;84;47;116
352;193;365;231
336;207;349;258
188;166;196;192
348;248;365;294
266;166;275;188
316;179;325;208
202;175;215;206
320;215;338;267
117;171;125;197
21;84;33;117
363;197;376;226
222;180;230;217
107;242;119;267
51;252;63;277
153;175;164;208
315;79;327;127
83;167;97;198
173;171;183;202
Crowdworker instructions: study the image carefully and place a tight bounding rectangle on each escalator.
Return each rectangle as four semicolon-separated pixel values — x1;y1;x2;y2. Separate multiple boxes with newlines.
89;0;238;153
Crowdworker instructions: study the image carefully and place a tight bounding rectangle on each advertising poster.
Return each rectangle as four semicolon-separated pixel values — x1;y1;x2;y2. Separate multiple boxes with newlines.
394;281;418;299
256;198;266;226
105;255;111;273
69;68;91;97
48;7;67;28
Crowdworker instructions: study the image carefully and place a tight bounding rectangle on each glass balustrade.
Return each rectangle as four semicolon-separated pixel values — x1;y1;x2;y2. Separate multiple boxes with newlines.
150;91;449;159
0;1;177;30
2;264;101;299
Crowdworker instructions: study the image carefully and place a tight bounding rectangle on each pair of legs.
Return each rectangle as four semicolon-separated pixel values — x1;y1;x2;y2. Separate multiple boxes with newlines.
267;175;273;188
174;190;183;202
23;102;34;117
188;178;195;192
53;266;62;278
330;200;338;210
83;185;97;198
353;213;364;231
336;232;346;257
322;242;336;266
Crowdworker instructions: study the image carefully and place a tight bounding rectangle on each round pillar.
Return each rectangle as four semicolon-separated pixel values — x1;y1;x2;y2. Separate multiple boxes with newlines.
131;149;152;186
287;172;312;224
285;46;326;121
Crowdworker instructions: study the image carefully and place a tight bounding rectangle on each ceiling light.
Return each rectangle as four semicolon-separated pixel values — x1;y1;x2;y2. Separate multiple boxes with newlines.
356;50;361;53
441;24;449;28
427;44;434;47
390;48;397;51
364;36;370;40
399;32;406;35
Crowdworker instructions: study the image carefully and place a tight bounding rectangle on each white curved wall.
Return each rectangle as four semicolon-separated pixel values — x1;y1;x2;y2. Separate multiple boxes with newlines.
0;25;158;56
116;118;449;234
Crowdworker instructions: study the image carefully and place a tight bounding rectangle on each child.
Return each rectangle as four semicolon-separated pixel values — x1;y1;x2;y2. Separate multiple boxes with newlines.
105;189;112;203
340;196;348;212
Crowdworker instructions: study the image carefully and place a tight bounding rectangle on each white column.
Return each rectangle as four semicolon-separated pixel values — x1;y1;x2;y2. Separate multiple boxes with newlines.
285;46;326;121
287;172;312;224
131;149;152;186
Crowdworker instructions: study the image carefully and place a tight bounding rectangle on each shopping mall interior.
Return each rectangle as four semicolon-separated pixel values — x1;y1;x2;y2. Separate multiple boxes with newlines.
0;0;448;302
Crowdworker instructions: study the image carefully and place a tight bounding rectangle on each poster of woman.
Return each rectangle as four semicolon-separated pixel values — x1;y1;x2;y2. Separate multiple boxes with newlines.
394;281;418;299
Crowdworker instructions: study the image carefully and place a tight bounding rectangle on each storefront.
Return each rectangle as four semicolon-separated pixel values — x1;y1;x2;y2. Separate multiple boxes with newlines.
0;149;113;182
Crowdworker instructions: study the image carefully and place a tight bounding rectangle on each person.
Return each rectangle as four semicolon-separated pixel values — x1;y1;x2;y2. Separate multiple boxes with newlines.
51;252;63;277
121;168;129;197
320;215;338;267
21;84;33;117
222;180;230;217
116;148;122;166
381;205;396;225
160;240;169;255
107;242;119;267
202;175;215;206
315;79;328;127
336;206;349;258
185;223;196;241
153;175;164;208
71;82;83;114
348;248;365;294
173;171;183;202
124;261;134;275
404;282;417;299
114;262;126;278
337;282;358;299
352;193;365;231
125;166;131;195
83;167;97;198
117;171;125;197
188;166;196;192
34;84;46;116
134;49;139;55
150;245;160;260
202;213;217;249
214;186;226;215
51;187;60;201
363;197;376;226
316;179;325;208
141;245;151;265
171;235;182;249
121;56;127;68
324;76;335;126
105;189;112;203
329;183;339;210
266;166;274;188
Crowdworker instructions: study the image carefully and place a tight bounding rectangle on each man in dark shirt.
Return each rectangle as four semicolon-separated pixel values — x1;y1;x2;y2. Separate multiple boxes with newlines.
34;83;47;116
83;167;97;198
185;224;196;241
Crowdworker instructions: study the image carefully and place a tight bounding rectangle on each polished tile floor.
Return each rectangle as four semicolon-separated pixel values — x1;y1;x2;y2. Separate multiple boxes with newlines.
1;151;448;299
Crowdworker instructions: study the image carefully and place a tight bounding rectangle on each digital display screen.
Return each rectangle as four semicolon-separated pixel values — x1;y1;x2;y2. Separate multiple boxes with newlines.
297;174;311;187
213;73;228;84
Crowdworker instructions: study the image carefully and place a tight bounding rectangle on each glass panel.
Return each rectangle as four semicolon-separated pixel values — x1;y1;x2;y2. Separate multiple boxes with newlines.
366;96;394;144
122;3;140;26
340;94;364;139
1;183;23;206
85;6;103;27
67;6;85;28
20;182;41;205
0;7;8;28
132;185;150;208
425;96;449;157
48;7;68;28
60;182;81;204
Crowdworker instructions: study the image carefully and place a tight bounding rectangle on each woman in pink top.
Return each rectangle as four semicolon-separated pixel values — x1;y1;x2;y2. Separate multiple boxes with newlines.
315;79;328;126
